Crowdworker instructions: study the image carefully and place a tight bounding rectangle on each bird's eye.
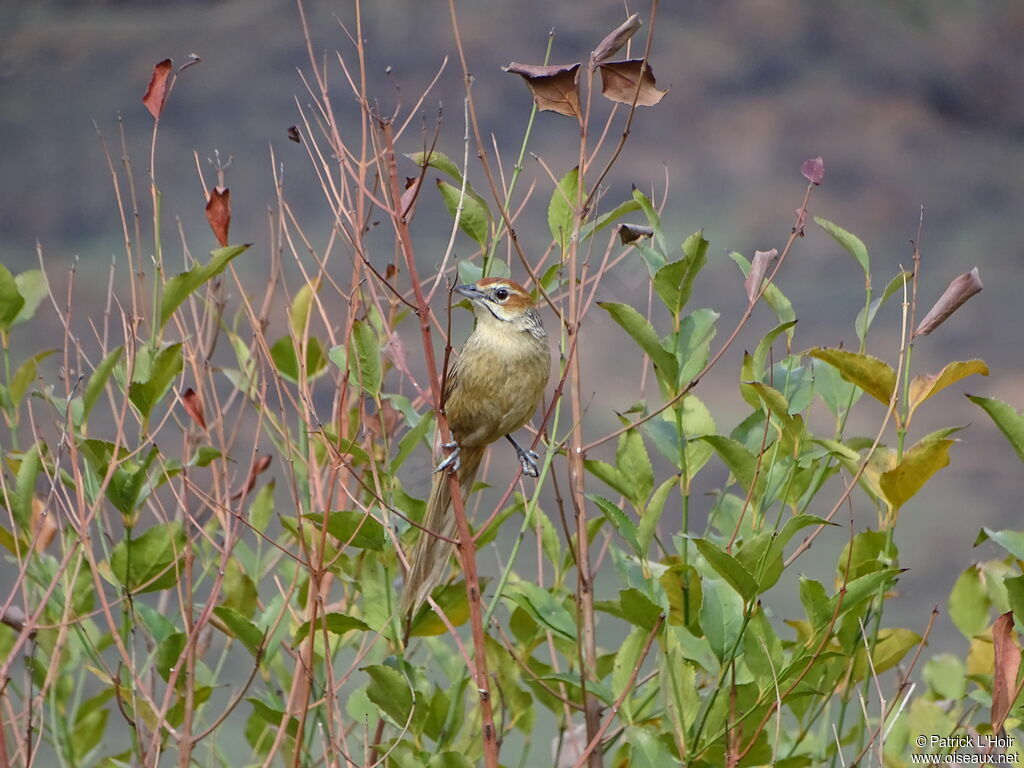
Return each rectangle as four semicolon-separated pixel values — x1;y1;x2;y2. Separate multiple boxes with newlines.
494;287;510;301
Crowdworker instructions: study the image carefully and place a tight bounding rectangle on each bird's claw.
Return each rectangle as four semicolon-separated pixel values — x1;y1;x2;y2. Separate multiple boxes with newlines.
435;444;461;474
516;447;541;478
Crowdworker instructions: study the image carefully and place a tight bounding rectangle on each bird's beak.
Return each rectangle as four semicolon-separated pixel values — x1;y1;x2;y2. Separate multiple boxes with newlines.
453;283;486;301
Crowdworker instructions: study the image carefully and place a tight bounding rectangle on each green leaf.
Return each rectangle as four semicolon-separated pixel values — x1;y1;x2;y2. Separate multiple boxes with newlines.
695;538;759;602
799;577;831;629
729;251;795;328
349;320;382;396
923;654;966;700
288;278;319;335
626;726;676;768
249;480;275;534
675;308;719;385
427;753;474;768
128;342;183;420
71;690;111;759
507;582;576;639
159;244;249;329
815;217;869;275
109;522;185;593
851;628;920;681
653;230;708;314
908;360;988;421
811;356;863;418
79;440;159;517
590;495;641;555
213;606;264;655
632;188;665;251
617;424;653;505
221;557;258;619
805;347;896;406
620;588;662;631
584;458;634;501
581;198;641;240
639;476;675;554
699;577;744;662
82;347;123;423
612;626;647;722
409;580;474;637
407;150;464;183
548;167;580;252
302;510;385;551
948;565;990;637
393;411;434;471
270;336;327;384
437;179;491;248
11;443;41;530
836;568;901;619
364;664;413;726
293;611;369;645
156;632;185;682
856;270;911;343
752;321;798;380
878;437;953;512
11;269;48;327
696;435;764;500
976;527;1024;560
598;301;677;383
967;395;1024;464
0;264;26;330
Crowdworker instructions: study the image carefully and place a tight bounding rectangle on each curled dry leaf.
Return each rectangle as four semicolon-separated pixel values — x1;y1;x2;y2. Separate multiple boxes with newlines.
592;13;642;64
801;156;825;185
746;249;778;304
400;176;421;220
618;223;654;245
286;125;301;143
992;611;1021;734
233;454;271;501
597;59;667;107
181;387;207;431
914;267;983;337
142;58;173;119
205;187;231;247
504;62;581;118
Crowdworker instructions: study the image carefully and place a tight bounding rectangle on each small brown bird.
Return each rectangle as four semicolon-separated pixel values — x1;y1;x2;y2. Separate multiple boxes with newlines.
402;278;550;616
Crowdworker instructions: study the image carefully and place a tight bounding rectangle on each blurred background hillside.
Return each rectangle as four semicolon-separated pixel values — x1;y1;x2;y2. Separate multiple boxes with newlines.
1;0;1022;653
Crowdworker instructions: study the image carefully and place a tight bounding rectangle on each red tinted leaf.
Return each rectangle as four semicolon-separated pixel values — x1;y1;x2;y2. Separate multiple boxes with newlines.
914;267;983;337
801;156;825;185
205;187;231;247
992;611;1021;734
597;59;667;107
504;62;581;118
593;13;642;64
745;249;777;303
181;387;207;431
143;59;173;119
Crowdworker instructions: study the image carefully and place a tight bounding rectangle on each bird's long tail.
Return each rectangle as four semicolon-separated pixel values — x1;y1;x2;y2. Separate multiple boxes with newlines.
401;445;484;617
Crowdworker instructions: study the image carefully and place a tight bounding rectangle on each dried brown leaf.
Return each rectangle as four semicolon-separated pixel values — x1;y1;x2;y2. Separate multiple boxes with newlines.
746;249;778;303
992;611;1021;734
286;125;301;143
504;62;581;118
618;223;654;244
914;267;983;337
400;176;421;219
597;59;667;107
143;59;173;119
205;187;231;247
801;156;825;185
31;496;55;553
593;13;642;64
233;455;271;501
181;387;207;431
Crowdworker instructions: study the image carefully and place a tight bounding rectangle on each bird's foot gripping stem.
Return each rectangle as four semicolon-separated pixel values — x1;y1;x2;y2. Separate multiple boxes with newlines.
434;442;461;474
506;435;540;478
